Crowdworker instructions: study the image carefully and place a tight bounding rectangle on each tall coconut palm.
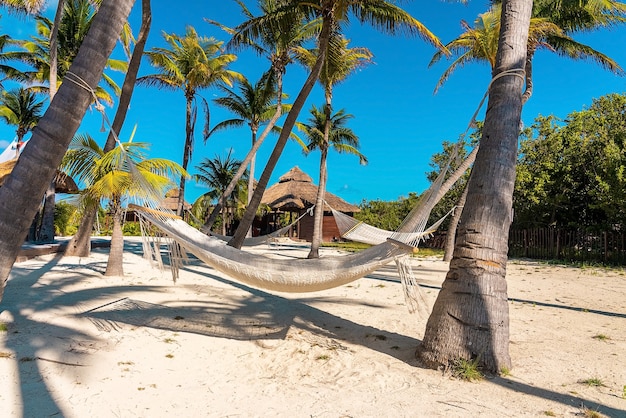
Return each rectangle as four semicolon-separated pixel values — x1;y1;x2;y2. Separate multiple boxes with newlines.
294;35;372;258
62;133;186;276
138;27;242;216
297;105;366;257
0;0;135;302
431;2;624;102
65;0;151;257
202;0;317;232
193;150;248;236
227;0;447;249
0;87;45;157
416;0;533;374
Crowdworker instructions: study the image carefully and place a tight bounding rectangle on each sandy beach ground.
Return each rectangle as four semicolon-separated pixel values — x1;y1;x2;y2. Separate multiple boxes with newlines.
0;237;625;417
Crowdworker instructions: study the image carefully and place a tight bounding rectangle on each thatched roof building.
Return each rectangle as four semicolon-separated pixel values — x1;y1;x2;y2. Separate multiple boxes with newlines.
159;188;192;212
0;159;79;194
259;166;359;242
261;166;359;213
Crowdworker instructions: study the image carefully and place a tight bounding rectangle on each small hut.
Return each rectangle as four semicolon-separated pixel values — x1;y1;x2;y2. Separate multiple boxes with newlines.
260;166;359;242
0;159;79;194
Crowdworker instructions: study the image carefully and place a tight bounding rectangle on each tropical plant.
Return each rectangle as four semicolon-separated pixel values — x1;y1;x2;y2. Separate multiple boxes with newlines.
138;27;242;216
0;0;46;15
297;105;366;257
431;2;624;102
417;0;533;374
193;150;248;236
61;133;186;276
0;87;45;156
3;0;127;104
228;0;447;249
0;0;135;302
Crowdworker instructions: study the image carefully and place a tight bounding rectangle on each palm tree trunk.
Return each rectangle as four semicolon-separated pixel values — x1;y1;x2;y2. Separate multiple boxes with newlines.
308;148;328;258
64;202;98;257
49;0;65;99
38;180;56;243
104;197;124;276
246;130;257;238
178;93;194;216
0;0;136;302
417;0;532;374
228;16;333;249
204;68;284;231
65;0;151;257
443;183;468;262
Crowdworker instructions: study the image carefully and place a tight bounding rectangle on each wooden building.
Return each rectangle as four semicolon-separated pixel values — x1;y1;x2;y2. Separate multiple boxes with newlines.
259;166;359;242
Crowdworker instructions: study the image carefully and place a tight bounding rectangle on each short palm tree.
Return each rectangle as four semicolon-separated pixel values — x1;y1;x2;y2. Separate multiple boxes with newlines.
138;26;242;216
297;105;366;257
193;150;248;236
430;2;624;101
227;0;446;249
0;87;45;157
61;134;186;276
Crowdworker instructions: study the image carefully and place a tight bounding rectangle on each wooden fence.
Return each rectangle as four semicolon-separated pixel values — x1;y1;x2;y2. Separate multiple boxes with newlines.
508;228;626;264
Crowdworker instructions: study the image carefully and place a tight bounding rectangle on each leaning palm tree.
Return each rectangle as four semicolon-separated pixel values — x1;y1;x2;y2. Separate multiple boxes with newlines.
430;2;624;102
138;27;242;216
202;0;318;232
297;105;366;257
294;35;372;258
61;133;186;276
0;87;45;157
227;0;447;249
0;0;135;302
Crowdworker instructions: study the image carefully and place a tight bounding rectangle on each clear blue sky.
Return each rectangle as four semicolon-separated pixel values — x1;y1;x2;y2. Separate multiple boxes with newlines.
1;0;625;205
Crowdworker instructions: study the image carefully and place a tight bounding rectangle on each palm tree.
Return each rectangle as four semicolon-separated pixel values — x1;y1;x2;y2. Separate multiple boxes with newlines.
0;0;46;14
62;134;186;276
0;0;135;302
202;0;317;232
416;0;533;374
430;2;624;102
0;87;45;157
227;0;447;249
294;35;372;258
138;27;242;216
65;0;152;257
297;105;366;257
3;0;128;104
207;72;287;216
193;150;247;236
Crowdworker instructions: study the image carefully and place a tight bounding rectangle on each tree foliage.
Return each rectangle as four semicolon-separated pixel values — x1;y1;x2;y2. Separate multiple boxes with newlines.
514;93;626;231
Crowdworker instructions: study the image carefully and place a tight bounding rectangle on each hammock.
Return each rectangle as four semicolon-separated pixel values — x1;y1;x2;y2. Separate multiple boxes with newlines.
133;204;429;314
331;206;455;246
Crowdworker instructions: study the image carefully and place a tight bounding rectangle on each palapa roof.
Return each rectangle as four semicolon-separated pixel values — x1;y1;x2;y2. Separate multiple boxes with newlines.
160;188;191;211
261;166;360;213
0;159;79;194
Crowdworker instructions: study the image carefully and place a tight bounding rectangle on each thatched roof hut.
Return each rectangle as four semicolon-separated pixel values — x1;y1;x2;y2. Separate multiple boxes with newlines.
0;159;79;194
259;166;359;242
159;188;191;212
261;166;359;213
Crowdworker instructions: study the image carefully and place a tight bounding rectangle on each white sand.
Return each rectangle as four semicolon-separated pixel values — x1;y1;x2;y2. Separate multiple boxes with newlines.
1;237;625;417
